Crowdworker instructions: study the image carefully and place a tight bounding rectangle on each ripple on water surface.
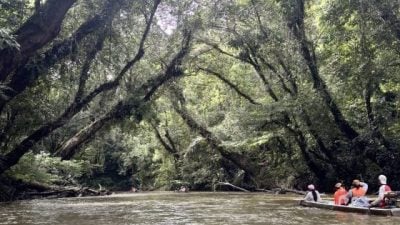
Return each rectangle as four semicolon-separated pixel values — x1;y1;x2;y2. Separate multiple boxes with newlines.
1;192;400;225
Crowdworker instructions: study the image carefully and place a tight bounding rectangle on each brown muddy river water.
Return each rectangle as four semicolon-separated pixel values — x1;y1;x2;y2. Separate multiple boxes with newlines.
1;192;399;224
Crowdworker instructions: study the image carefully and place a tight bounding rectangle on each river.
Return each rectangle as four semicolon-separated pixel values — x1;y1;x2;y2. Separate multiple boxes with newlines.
0;192;399;225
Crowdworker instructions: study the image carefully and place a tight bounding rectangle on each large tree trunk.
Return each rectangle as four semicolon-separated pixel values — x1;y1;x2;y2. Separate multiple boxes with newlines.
363;80;400;177
55;115;114;160
209;40;339;181
172;96;259;179
0;0;123;112
0;33;108;174
54;32;192;161
0;0;77;81
285;121;334;185
285;0;359;140
0;0;164;175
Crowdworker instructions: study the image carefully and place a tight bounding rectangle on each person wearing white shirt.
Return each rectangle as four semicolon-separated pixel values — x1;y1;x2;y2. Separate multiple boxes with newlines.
304;184;322;202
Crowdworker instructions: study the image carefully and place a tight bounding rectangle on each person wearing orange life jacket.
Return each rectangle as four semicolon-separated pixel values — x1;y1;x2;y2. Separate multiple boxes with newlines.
346;179;369;207
369;175;392;208
333;183;348;205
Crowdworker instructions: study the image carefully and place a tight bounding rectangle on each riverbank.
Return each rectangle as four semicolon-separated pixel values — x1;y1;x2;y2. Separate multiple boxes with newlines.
0;176;110;202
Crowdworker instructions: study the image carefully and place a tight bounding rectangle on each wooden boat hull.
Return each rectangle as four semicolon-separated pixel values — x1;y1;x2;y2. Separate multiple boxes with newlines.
300;200;400;216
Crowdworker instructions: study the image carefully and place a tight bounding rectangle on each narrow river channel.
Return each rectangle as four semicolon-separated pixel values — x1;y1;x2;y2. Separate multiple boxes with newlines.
1;192;399;225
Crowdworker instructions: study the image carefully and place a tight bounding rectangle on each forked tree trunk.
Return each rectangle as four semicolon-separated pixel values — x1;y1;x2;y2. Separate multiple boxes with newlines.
285;0;359;140
172;97;260;179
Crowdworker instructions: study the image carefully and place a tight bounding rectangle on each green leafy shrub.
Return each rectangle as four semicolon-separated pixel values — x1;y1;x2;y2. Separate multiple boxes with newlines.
7;152;91;185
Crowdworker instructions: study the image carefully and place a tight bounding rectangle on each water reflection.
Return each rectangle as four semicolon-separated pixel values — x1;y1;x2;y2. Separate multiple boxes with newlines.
0;192;399;225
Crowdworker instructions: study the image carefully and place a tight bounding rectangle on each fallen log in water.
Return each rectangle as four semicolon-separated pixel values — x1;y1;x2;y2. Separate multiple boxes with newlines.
0;176;111;201
214;182;250;192
22;189;77;198
21;186;111;199
280;188;306;195
255;188;277;193
255;187;306;195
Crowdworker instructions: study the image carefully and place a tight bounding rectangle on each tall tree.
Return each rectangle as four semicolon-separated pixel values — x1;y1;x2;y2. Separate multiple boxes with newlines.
0;0;162;175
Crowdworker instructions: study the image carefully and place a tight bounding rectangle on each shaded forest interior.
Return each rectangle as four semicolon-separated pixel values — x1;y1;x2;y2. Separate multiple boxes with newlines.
0;0;400;200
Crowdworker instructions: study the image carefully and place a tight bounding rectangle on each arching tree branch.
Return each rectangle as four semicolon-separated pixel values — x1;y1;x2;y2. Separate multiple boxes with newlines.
53;31;192;161
0;0;124;112
198;67;261;105
0;0;77;81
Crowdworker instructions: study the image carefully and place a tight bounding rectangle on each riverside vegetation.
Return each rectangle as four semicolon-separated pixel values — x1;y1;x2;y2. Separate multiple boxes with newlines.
0;0;399;201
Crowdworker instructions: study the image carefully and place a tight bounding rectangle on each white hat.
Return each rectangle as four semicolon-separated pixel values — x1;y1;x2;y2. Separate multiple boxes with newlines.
378;175;387;184
307;184;315;190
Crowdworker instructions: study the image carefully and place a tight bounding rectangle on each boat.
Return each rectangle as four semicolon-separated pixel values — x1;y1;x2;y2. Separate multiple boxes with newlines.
299;200;400;216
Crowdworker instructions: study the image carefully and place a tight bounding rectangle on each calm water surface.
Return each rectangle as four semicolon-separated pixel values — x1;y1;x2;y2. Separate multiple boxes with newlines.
1;192;399;225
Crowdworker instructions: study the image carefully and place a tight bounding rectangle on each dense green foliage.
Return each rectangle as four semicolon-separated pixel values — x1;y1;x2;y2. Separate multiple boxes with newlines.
0;0;399;195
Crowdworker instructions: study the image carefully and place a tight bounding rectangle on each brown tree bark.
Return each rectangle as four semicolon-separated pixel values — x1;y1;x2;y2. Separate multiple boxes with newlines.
283;120;332;182
0;0;77;81
0;0;124;112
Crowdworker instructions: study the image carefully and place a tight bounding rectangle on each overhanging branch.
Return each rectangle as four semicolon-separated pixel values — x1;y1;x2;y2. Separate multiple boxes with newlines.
198;67;261;105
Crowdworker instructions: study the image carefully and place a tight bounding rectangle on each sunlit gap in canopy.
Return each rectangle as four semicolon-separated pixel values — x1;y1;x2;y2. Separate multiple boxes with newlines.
156;3;177;35
155;1;199;35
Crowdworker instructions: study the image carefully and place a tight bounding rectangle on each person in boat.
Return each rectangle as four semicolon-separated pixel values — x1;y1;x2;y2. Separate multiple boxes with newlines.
347;179;369;207
304;184;321;202
178;186;189;192
333;182;348;205
369;175;392;208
